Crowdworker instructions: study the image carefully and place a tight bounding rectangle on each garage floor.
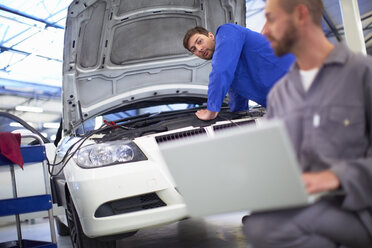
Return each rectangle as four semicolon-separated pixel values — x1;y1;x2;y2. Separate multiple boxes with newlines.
0;212;251;248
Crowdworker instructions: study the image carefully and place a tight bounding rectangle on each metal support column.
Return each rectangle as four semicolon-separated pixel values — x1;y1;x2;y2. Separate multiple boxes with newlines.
339;0;367;55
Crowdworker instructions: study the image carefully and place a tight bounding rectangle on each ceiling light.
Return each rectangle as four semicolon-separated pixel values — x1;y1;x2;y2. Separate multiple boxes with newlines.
15;105;43;113
9;122;23;127
9;122;36;128
43;122;60;129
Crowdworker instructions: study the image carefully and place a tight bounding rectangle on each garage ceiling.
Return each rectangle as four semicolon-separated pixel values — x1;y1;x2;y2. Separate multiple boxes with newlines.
0;0;68;139
0;0;371;141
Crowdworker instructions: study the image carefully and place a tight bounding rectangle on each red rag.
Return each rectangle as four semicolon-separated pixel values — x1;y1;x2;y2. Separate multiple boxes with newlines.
0;132;24;169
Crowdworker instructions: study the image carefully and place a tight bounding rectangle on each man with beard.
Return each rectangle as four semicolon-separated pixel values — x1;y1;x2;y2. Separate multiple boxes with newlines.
183;24;295;120
242;0;372;247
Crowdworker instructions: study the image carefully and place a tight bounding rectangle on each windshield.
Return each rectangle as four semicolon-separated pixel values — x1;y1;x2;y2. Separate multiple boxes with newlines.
74;102;201;135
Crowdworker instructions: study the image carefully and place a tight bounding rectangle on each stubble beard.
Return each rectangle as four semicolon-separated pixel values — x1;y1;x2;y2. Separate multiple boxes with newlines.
206;49;213;60
270;20;298;57
206;41;215;60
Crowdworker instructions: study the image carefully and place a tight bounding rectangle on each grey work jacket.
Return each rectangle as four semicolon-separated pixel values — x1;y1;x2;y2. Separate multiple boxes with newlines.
266;43;372;235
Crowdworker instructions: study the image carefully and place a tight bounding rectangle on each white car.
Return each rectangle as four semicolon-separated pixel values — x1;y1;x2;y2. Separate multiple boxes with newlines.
51;0;262;247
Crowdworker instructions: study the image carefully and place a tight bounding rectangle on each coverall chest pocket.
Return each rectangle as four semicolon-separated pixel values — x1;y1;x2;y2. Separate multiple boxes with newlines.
313;107;367;159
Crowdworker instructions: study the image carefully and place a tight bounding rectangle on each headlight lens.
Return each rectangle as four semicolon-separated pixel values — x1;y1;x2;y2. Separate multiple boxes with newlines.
74;140;146;168
116;144;134;162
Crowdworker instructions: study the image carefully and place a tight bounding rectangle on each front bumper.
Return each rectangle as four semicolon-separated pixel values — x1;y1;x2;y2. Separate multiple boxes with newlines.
64;158;188;238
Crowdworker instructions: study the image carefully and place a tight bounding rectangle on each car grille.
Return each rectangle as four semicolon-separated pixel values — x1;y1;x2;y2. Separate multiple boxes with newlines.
94;193;167;218
155;128;207;144
213;120;255;132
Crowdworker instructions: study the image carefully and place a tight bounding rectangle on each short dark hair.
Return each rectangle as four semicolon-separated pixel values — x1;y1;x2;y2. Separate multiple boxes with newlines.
278;0;324;27
183;26;209;51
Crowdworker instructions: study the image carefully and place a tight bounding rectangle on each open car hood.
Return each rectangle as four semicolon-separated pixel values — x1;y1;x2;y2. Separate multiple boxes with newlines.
62;0;246;133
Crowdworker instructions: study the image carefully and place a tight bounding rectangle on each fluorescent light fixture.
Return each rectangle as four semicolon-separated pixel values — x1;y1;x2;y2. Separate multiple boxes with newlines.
10;122;36;128
9;122;23;127
43;122;60;129
15;105;43;113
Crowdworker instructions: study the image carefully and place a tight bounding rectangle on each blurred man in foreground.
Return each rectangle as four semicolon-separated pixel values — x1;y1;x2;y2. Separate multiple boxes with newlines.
242;0;372;247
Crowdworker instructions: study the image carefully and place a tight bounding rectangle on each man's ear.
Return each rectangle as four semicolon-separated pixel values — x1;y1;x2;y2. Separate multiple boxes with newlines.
208;32;215;40
295;4;310;26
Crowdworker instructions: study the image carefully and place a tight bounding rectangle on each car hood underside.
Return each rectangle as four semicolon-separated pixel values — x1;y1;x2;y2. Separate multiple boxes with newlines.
62;0;246;133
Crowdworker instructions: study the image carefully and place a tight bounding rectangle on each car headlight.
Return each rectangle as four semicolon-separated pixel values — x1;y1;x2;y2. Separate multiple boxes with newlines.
74;140;147;168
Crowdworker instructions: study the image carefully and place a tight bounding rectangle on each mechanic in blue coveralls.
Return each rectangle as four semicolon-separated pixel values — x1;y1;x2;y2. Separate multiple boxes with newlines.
183;24;295;120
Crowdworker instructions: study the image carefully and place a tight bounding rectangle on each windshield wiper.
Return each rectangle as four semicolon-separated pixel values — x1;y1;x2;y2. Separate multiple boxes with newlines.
111;112;152;125
114;106;204;127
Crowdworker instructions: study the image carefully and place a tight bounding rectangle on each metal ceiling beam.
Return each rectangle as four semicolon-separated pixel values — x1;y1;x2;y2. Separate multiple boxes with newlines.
0;4;64;30
323;9;342;42
0;77;61;99
0;45;62;64
0;87;60;100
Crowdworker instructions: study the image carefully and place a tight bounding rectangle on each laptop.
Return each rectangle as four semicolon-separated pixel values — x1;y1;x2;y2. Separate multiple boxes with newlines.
159;120;331;217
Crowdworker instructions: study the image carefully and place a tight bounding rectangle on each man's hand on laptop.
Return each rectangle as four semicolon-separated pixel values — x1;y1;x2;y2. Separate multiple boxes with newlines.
302;170;340;194
195;109;218;120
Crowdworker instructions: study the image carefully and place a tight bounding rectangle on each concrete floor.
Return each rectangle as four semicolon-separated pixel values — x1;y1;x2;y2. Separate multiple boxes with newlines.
0;212;251;248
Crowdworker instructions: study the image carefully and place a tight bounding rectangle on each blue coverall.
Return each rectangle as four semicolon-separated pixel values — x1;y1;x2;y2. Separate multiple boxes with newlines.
207;23;295;112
